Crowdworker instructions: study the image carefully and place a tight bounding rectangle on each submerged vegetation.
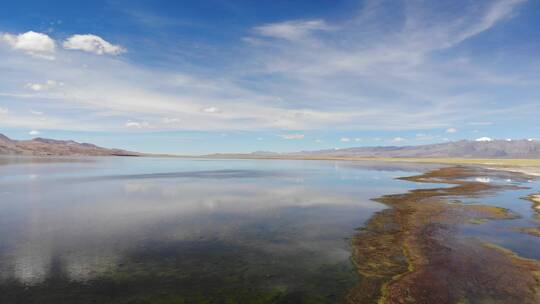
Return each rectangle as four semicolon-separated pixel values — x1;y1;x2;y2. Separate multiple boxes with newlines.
348;166;540;304
1;239;356;304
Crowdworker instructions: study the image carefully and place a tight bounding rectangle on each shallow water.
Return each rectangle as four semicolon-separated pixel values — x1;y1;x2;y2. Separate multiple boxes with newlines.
459;177;540;260
0;156;538;303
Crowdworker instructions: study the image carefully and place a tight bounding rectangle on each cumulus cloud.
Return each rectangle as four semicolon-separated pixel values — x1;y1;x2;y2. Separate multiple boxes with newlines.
29;130;40;136
281;133;304;140
446;128;458;133
1;31;56;59
475;137;492;142
63;34;125;55
26;80;60;91
340;137;351;142
201;106;221;113
125;121;150;129
254;19;330;40
392;137;406;142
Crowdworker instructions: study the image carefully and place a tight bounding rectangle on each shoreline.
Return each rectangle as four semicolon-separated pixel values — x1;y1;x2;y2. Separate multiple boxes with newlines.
197;155;540;177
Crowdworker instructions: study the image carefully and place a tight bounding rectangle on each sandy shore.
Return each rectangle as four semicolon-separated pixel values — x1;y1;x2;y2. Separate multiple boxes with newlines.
491;166;540;177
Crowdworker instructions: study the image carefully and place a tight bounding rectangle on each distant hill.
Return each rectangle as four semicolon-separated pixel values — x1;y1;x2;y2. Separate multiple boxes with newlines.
0;133;140;156
291;140;540;159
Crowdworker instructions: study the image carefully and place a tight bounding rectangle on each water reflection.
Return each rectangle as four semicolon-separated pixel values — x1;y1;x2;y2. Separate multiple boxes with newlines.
1;157;428;303
1;157;538;303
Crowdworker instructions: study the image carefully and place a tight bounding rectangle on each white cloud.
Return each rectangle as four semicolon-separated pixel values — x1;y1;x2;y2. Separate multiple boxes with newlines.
281;133;304;140
446;127;458;133
254;19;330;40
1;31;56;59
63;34;125;55
0;107;8;115
202;106;221;113
30;110;44;116
354;138;362;142
162;117;180;124
26;80;60;91
340;137;351;142
475;137;492;142
125;121;150;129
392;137;406;142
29;130;40;136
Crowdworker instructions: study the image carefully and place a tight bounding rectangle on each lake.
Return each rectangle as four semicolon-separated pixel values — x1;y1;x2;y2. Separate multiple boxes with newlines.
0;157;539;303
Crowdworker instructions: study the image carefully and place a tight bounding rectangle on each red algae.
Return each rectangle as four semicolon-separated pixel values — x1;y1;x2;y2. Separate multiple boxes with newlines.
347;166;540;304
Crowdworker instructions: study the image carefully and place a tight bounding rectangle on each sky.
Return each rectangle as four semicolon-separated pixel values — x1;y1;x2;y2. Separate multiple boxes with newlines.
0;0;539;154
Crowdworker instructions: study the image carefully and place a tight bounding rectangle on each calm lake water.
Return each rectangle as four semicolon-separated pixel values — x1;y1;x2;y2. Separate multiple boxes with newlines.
0;156;539;303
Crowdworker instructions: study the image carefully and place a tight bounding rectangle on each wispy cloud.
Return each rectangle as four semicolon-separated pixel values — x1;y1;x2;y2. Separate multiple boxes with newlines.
125;121;151;129
253;20;331;40
281;133;305;140
0;0;534;136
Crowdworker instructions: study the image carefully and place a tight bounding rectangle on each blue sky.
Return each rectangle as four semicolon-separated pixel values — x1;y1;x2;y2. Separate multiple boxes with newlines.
1;0;539;154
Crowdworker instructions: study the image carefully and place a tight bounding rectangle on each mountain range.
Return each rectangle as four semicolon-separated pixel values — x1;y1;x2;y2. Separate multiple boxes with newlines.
287;139;540;159
0;133;139;156
2;132;540;158
212;139;540;159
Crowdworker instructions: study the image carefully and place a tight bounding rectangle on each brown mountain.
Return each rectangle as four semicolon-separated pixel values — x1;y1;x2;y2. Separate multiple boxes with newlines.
0;133;140;156
291;139;540;159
